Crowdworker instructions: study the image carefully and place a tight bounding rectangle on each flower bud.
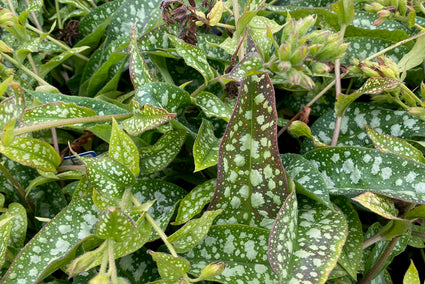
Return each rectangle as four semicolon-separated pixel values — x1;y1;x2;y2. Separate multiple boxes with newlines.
307;30;330;44
207;0;223;26
290;45;308;65
314;40;342;61
365;2;384;12
360;65;381;77
294;15;316;37
312;62;331;74
195;11;206;26
196;262;226;280
421;81;425;100
0;9;14;27
278;61;291;71
308;43;323;57
379;65;397;79
288;68;302;85
0;40;13;53
408;107;425;119
377;9;392;18
299;72;315;89
89;273;109;284
278;43;292;61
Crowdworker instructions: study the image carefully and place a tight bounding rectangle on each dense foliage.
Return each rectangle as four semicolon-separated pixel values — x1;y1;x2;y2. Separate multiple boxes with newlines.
1;0;425;283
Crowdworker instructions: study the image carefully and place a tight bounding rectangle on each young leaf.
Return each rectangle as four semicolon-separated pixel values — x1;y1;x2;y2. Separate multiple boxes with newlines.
174;179;216;225
1;195;99;283
0;216;12;268
195;92;232;122
209;73;288;229
184;224;278;283
149;251;190;283
139;130;186;174
269;193;347;284
352;192;401;220
304;146;425;203
121;104;176;136
0;83;25;130
110;119;140;176
331;0;354;26
83;157;136;199
94;208;135;242
398;34;425;72
0;137;61;172
168;210;222;253
403;260;420;284
168;34;216;83
193;119;220;172
39;47;89;77
6;202;27;249
129;23;154;89
21;102;96;125
366;125;425;163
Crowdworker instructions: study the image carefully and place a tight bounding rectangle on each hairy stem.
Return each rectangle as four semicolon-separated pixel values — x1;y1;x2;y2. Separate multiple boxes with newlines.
232;0;244;60
362;232;385;250
55;0;63;29
145;213;178;257
108;240;118;284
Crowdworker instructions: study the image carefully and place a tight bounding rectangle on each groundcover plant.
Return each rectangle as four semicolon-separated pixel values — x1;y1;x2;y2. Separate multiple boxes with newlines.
1;0;425;283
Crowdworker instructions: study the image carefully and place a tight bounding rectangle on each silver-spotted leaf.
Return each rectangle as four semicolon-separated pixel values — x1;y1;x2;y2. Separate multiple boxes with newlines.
168;210;222;253
129;23;154;88
366;126;425;163
209;73;288;229
195;92;232;122
174;179;216;225
0;84;25;130
403;260;420;284
139;130;186;175
352;192;401;220
1;195;99;283
95;208;135;242
6;202;27;249
304;146;425;203
168;34;216;83
110;119;140;176
149;251;190;283
39;47;89;77
0;216;12;269
357;77;401;95
0;137;61;172
193;119;220;172
121;104;176;136
83;157;136;199
21;102;96;125
184;224;278;283
269;194;347;284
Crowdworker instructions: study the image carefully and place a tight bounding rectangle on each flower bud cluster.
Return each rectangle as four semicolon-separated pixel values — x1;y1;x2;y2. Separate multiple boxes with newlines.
268;15;348;90
349;56;400;79
364;0;414;26
0;8;14;28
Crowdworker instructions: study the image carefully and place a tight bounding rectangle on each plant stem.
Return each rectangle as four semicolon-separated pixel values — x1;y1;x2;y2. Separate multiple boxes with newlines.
400;84;422;105
0;162;35;213
1;52;50;86
359;236;400;284
411;230;425;240
216;22;235;29
14;113;132;136
99;243;109;274
88;0;97;8
362;232;384;249
24;0;43;31
190;76;222;97
145;213;178;257
108;240;118;284
232;0;244;61
26;24;90;61
55;0;63;29
6;0;17;15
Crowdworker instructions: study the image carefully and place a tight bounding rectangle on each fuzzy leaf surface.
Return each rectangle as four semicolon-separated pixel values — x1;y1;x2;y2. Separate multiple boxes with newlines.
193;119;220;172
209;73;287;229
129;24;154;88
95;208;135;242
195;92;232;122
352;192;401;220
149;251;190;283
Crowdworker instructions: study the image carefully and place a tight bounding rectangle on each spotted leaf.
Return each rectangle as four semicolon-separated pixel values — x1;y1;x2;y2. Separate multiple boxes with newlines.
95;208;135;242
134;82;191;115
21;102;96;125
139;130;186;175
0;216;12;269
281;153;332;207
331;196;363;280
168;34;216;83
358;77;402;95
5;202;27;249
352;192;402;220
269;193;347;284
303;103;425;152
110;119;140;176
0;83;25;130
131;179;187;240
209;73;288;229
366;125;425;163
1;195;99;283
195;92;232;122
129;23;154;89
184;224;278;283
193;119;220;172
168;210;222;253
0;137;61;172
121;104;176;136
116;247;160;283
174;179;216;225
39;47;89;78
228;48;264;81
83;157;136;199
149;251;190;283
403;260;420;284
344;37;409;62
304;146;425;204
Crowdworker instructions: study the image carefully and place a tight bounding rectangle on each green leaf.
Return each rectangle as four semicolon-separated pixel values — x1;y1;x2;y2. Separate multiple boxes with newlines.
195;92;232;122
149;251;190;283
366;126;425;163
95;208;135;242
83;157;136;199
6;202;27;249
21;102;97;125
403;260;420;284
281;153;332;207
193;119;220;172
352;192;401;220
168;34;216;84
0;216;12;269
0;137;61;172
269;193;347;284
174;179;216;225
39;47;89;78
398;34;425;73
0;83;25;130
184;224;278;283
303;103;425;152
288;120;328;147
139;130;186;174
209;73;288;229
129;23;154;88
331;0;354;26
134;82;191;115
304;146;425;204
116;247;161;283
121;104;176;136
168;210;222;253
110;119;140;176
228;50;264;81
1;195;98;283
358;77;402;95
131;179;187;240
331;196;363;280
